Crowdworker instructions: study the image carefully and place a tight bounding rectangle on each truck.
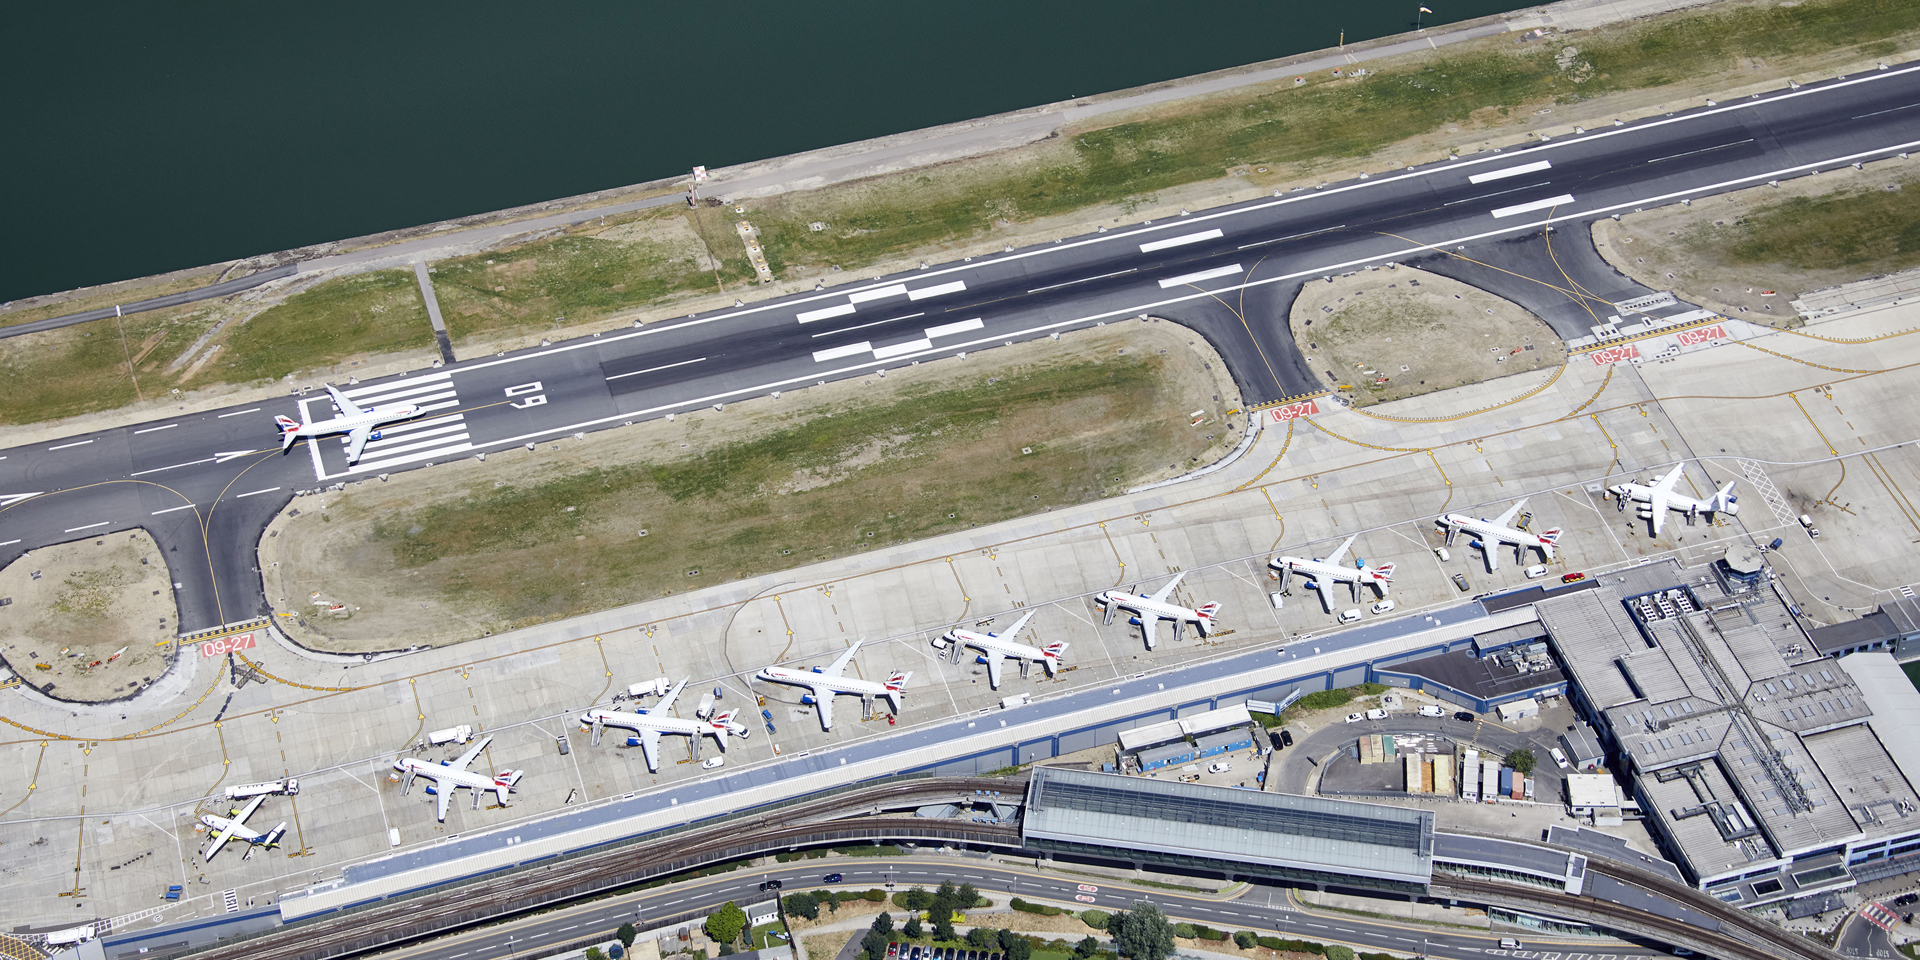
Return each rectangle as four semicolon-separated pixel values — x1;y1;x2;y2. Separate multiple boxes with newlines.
224;779;299;801
627;677;672;698
1000;693;1031;709
45;927;96;947
1498;767;1514;797
694;693;716;720
427;725;474;746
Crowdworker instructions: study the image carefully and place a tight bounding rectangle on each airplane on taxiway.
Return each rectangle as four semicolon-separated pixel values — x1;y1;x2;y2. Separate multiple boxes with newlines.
276;383;422;464
394;735;523;822
1607;463;1738;535
1437;499;1562;573
200;793;287;862
579;678;740;772
756;642;909;730
1270;534;1395;614
1095;572;1219;649
938;611;1066;689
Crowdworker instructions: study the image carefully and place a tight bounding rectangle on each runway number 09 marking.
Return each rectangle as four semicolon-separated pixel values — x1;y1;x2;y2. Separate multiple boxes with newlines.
1676;324;1729;346
200;633;257;659
1269;400;1321;422
505;381;547;409
1588;345;1641;366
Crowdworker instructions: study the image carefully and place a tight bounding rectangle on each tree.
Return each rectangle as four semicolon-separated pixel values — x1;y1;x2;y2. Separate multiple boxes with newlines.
898;887;933;911
935;880;959;903
874;912;895;937
932;914;956;943
1508;748;1537;777
1233;932;1256;950
586;949;606;960
706;902;747;947
824;889;842;913
784;892;820;921
997;930;1032;960
904;915;924;939
1325;947;1354;960
968;928;998;949
619;924;639;949
957;882;980;909
1110;903;1175;960
1077;936;1102;958
1080;910;1110;931
863;929;891;960
718;946;736;957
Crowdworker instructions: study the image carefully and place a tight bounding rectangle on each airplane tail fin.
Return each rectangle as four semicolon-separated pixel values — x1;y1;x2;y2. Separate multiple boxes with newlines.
1539;528;1563;559
263;823;288;849
1042;642;1068;674
495;769;523;791
1716;481;1740;514
276;415;300;451
885;671;911;691
1195;602;1221;635
1372;562;1396;583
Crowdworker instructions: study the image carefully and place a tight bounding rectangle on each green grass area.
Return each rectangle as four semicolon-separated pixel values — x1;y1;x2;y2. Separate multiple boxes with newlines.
203;269;432;384
750;0;1920;276
749;923;792;951
0;304;218;424
1692;175;1920;274
429;208;756;343
363;351;1200;628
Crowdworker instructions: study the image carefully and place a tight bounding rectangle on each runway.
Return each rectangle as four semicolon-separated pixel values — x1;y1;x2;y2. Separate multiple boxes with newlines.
7;64;1920;632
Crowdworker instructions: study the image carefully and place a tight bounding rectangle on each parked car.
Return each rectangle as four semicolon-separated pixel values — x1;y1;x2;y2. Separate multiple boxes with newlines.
1280;729;1294;747
1208;762;1232;774
1435;547;1451;562
1894;893;1919;907
1452;573;1471;592
1365;708;1388;720
1550;748;1570;770
1345;713;1365;724
1561;571;1587;584
824;873;843;883
1418;704;1444;718
1454;711;1478;723
888;944;900;959
1270;731;1286;750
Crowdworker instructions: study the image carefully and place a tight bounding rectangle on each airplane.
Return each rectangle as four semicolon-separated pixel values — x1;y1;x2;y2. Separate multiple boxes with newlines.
1270;535;1396;614
938;611;1067;689
1095;572;1220;649
393;735;523;822
275;384;422;464
199;794;286;862
1437;499;1562;573
579;678;738;772
755;642;909;730
1607;463;1738;535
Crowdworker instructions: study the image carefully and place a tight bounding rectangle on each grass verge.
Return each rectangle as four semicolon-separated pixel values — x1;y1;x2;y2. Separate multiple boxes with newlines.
1702;175;1920;274
204;269;433;383
0;302;218;424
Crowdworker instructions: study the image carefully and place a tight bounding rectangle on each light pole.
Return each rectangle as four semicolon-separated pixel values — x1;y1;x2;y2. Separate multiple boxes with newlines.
506;935;519;958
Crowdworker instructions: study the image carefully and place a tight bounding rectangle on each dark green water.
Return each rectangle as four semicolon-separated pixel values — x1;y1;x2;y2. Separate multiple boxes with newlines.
3;1;1534;302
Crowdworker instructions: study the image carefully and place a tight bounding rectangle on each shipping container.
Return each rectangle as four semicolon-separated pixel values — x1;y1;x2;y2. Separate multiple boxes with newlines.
1462;750;1481;802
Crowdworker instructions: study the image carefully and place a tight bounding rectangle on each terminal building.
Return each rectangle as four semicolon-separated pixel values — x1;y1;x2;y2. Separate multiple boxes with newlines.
1535;562;1920;907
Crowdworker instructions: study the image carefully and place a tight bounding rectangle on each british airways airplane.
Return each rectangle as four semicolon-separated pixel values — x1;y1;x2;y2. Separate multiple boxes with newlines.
1095;572;1220;650
756;642;909;730
1438;498;1562;573
1270;534;1395;614
275;384;421;464
937;611;1066;689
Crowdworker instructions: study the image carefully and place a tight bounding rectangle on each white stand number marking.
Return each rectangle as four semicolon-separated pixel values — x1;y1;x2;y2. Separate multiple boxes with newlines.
506;381;548;409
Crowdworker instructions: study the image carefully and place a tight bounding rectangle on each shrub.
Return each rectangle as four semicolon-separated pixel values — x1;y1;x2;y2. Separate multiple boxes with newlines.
873;912;894;937
864;889;888;902
586;949;606;960
1326;946;1355;960
1172;924;1198;940
783;892;820;921
1080;910;1110;931
1010;897;1064;916
1233;932;1256;950
1077;936;1102;958
896;887;933;911
904;916;923;939
718;946;735;957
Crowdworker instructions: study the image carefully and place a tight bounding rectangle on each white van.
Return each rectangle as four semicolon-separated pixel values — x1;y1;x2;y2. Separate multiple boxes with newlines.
1207;761;1232;774
1269;591;1286;610
1338;609;1363;624
1435;547;1451;562
1499;939;1522;950
1418;704;1444;718
1365;707;1389;720
1370;599;1395;614
1524;564;1548;579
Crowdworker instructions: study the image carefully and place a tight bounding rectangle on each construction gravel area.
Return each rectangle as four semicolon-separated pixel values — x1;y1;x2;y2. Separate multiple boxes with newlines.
0;530;178;702
1289;266;1564;405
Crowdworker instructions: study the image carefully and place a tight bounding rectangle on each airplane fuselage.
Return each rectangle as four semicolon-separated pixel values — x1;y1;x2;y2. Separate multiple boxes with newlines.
581;709;727;746
1440;514;1558;570
947;630;1060;676
755;666;892;699
287;404;420;444
1271;556;1392;612
393;757;512;793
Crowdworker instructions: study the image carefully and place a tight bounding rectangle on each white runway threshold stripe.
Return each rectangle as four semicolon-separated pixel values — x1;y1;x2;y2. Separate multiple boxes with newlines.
873;339;933;360
924;318;985;338
907;280;967;300
1491;194;1576;218
796;304;857;323
1139;228;1223;253
1469;159;1553;184
1158;264;1243;288
812;342;873;362
847;284;908;304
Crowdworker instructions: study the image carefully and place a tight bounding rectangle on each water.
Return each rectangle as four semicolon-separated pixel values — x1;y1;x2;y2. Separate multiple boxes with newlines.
3;1;1535;302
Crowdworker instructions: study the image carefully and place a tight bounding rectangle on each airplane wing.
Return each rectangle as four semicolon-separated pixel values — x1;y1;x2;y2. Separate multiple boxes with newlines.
1492;499;1528;528
435;784;452;822
450;736;491;772
1648;488;1669;534
1652;463;1686;492
1140;615;1160;650
345;426;373;464
984;650;1004;688
1325;535;1357;566
325;384;366;418
232;793;267;824
205;820;236;860
998;611;1038;643
814;688;836;730
639;729;662;772
821;642;861;678
657;678;687;713
1148;571;1188;604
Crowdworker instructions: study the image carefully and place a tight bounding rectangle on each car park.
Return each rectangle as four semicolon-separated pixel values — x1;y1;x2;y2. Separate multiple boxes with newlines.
1345;713;1365;723
1452;573;1471;592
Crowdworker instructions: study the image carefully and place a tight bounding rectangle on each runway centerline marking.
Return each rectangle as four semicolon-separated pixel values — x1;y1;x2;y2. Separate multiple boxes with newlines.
216;407;261;418
1140;228;1224;253
49;440;94;451
1491;194;1576;218
811;314;922;338
605;357;708;382
1446;182;1553;206
151;504;197;515
63;522;111;533
133;424;178;435
235;487;282;499
1646;138;1755;164
130;457;217;477
1238;225;1345;249
1029;269;1137;294
1854;102;1920;120
1159;264;1243;288
1469;159;1553;183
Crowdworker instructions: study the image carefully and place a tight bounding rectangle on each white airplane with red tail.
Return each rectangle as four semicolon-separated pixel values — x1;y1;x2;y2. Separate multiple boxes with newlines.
394;735;523;822
937;611;1067;689
1096;572;1220;650
1270;534;1396;614
756;641;908;730
579;678;737;772
276;384;422;464
1438;498;1562;573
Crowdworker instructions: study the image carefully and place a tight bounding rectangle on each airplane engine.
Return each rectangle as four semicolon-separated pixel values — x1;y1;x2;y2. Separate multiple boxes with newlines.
975;655;991;665
800;694;818;705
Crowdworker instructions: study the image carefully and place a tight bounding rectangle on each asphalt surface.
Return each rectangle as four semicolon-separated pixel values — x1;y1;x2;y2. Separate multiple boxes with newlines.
1;264;298;339
372;855;1668;960
8;65;1920;632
